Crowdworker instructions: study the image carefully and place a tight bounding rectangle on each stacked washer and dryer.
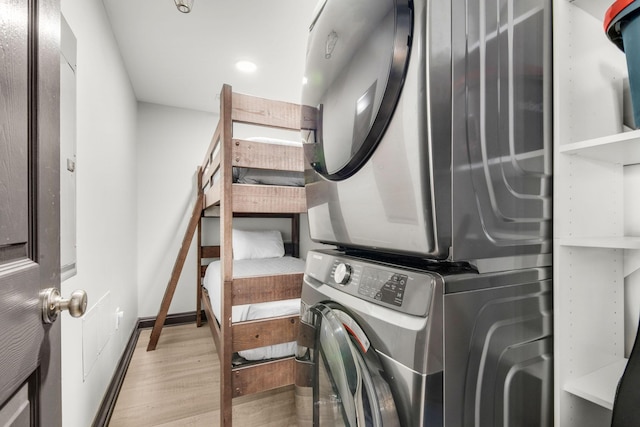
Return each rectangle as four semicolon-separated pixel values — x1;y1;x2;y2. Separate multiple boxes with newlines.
295;0;553;426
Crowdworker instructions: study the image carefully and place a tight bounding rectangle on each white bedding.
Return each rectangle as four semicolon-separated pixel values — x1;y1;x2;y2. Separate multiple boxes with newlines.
203;256;306;360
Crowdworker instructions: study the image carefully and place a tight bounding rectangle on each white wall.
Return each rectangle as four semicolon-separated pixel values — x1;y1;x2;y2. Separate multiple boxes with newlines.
136;102;216;317
59;0;138;426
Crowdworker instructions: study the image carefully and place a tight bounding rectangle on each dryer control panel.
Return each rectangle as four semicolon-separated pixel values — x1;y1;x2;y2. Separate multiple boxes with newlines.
305;250;436;316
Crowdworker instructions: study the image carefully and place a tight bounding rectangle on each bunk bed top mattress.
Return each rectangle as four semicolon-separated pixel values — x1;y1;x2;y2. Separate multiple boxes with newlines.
202;256;305;360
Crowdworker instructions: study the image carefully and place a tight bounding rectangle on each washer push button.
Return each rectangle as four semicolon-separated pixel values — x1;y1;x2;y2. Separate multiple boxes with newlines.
379;274;407;306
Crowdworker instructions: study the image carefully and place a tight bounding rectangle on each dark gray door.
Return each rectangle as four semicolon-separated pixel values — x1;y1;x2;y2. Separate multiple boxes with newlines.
0;0;62;425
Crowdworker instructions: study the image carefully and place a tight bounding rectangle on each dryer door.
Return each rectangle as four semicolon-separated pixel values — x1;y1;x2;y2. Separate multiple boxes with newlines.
296;303;400;426
302;0;412;180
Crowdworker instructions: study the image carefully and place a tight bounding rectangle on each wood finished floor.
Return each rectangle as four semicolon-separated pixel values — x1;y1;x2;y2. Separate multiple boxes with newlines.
109;323;297;426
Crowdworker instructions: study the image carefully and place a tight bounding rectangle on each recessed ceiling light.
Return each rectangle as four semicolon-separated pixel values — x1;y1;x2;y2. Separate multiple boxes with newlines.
235;60;257;73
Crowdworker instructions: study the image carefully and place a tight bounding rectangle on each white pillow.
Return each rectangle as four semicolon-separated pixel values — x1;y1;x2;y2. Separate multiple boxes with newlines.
232;229;285;260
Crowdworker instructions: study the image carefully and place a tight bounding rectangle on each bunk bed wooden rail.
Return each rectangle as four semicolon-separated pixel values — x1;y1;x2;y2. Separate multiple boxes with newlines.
201;88;306;214
200;84;306;427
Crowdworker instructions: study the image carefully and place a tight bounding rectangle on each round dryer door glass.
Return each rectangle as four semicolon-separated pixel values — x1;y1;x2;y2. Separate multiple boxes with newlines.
311;304;399;426
302;0;412;180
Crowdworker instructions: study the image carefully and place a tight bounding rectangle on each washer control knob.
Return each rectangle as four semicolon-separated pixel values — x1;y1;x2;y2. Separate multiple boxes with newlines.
334;263;352;285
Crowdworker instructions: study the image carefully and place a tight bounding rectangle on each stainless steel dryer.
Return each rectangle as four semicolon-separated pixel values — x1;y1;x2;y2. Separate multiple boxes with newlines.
301;0;552;266
295;250;552;426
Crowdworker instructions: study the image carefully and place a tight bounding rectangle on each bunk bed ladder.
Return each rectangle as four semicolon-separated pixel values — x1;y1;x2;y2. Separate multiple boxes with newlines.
147;169;204;352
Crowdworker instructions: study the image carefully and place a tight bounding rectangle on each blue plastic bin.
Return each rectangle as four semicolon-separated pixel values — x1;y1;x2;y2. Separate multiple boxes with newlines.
605;0;640;128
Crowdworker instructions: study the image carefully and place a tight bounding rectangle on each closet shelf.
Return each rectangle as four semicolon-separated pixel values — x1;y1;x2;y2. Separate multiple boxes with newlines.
557;237;640;249
564;358;627;410
559;129;640;166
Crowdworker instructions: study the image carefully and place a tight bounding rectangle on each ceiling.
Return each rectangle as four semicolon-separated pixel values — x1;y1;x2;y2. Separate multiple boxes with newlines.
102;0;318;114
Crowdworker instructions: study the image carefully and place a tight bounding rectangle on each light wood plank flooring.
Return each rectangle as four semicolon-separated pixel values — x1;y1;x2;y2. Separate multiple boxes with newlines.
109;323;297;426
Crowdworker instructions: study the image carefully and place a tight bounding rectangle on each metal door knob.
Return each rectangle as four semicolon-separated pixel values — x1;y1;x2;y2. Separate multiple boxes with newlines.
41;288;87;324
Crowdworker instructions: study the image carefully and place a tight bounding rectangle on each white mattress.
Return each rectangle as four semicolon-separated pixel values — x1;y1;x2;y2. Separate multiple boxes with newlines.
202;256;306;360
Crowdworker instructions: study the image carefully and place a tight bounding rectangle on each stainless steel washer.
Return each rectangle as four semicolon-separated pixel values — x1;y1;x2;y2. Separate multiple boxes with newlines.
295;250;552;426
296;250;445;426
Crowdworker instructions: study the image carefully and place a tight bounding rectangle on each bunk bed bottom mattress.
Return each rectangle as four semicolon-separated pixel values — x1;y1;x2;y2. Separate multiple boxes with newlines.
202;256;305;361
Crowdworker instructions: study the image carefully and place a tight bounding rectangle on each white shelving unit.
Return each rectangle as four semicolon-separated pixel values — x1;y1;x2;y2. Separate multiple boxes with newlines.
559;130;640;165
564;358;627;410
558;237;640;249
554;0;640;425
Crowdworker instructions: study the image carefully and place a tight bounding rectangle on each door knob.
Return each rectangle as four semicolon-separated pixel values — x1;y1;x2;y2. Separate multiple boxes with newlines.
41;288;87;324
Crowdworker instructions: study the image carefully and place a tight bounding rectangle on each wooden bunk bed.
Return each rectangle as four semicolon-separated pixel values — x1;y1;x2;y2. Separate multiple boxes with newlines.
147;84;307;427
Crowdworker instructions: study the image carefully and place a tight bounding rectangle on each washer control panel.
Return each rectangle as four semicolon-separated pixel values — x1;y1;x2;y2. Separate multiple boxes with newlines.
307;250;435;316
358;268;407;307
